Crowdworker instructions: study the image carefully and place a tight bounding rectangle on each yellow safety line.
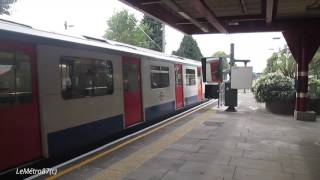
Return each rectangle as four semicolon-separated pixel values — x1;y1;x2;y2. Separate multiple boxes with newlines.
46;102;214;180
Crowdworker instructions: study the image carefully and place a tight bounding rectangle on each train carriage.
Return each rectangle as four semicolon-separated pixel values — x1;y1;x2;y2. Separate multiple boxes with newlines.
0;20;204;172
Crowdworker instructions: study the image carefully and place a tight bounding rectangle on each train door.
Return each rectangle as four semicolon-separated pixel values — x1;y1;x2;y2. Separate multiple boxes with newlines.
122;56;143;127
175;64;184;109
0;41;42;171
197;67;203;101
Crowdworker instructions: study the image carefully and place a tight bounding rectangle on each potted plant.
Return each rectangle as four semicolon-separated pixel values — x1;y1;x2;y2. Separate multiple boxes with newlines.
252;73;295;114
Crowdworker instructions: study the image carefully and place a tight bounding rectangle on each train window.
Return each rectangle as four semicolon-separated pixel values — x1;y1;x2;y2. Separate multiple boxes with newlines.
151;65;169;89
0;51;32;105
186;68;196;86
60;57;113;99
93;60;113;95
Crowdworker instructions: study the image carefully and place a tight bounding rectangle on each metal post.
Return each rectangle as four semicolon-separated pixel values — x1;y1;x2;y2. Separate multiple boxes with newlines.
226;43;237;112
162;24;165;52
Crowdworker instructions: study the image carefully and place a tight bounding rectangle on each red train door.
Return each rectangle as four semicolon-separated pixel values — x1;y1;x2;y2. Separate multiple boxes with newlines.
197;67;203;101
175;64;184;109
123;57;143;128
0;41;42;171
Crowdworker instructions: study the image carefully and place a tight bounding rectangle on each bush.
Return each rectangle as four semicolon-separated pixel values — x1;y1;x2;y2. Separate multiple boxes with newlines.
309;77;320;98
252;73;295;103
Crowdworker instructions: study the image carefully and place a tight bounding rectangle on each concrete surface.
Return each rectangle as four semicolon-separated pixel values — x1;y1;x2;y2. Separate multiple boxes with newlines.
56;92;320;180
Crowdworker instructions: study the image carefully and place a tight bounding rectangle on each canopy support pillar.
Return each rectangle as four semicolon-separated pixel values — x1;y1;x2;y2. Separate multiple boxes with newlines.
283;30;320;121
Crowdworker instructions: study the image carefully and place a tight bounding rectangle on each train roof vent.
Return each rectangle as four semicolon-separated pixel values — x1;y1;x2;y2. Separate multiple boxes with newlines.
170;55;184;59
83;35;109;43
0;19;32;28
114;43;137;50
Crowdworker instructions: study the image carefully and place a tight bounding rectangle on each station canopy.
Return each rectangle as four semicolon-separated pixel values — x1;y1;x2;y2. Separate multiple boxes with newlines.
120;0;320;34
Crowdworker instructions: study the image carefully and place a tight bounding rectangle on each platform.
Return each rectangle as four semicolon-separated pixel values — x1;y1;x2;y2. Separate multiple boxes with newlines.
42;92;320;180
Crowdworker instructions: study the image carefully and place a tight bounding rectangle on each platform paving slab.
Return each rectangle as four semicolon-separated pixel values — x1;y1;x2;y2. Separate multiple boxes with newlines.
53;92;320;180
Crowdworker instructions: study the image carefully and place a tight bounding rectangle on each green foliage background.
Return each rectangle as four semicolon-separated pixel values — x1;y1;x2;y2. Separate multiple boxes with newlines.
262;45;320;99
172;35;203;60
212;51;229;70
263;46;296;78
104;10;163;51
0;0;16;15
141;16;163;51
104;10;147;47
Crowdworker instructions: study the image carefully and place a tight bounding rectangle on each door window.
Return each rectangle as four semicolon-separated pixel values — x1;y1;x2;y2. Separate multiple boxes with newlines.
197;68;202;77
175;66;182;85
186;68;196;86
123;64;138;92
0;51;32;105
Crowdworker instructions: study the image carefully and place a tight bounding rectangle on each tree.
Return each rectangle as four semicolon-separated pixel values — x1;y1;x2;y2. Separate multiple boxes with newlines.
212;51;229;70
140;15;163;52
263;52;278;74
263;46;296;78
0;0;16;15
104;10;147;47
277;46;296;78
172;35;203;60
310;49;320;79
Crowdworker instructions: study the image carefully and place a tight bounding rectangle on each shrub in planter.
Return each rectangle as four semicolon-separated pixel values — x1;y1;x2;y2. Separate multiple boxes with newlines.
252;73;295;114
309;77;320;98
309;78;320;114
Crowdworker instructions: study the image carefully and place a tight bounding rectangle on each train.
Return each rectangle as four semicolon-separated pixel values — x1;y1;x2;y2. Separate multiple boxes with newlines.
0;20;204;172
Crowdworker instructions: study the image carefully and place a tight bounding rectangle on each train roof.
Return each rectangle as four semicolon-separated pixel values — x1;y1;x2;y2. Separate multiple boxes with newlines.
0;19;201;66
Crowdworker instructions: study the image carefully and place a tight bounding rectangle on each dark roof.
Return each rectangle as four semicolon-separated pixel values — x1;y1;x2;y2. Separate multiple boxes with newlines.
120;0;320;34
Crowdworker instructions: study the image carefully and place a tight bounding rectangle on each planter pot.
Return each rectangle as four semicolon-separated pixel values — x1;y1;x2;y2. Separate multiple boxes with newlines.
309;98;320;115
266;100;295;115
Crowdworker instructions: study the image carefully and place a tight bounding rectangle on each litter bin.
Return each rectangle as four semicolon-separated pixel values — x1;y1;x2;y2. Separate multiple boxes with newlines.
224;82;237;107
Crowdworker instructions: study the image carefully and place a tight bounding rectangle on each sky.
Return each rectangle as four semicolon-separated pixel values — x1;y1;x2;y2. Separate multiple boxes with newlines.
0;0;288;72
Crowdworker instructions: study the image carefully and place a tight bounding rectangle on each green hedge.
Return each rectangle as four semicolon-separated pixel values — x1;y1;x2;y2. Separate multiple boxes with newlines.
252;73;295;103
309;77;320;98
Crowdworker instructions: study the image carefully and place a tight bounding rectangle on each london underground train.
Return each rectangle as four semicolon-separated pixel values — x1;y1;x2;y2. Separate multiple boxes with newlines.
0;20;204;172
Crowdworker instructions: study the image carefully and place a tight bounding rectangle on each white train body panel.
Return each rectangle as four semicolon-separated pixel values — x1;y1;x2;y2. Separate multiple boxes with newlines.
37;45;124;157
141;58;175;121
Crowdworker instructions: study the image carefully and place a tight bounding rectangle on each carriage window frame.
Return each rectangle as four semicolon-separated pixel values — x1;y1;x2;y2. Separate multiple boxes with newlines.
60;56;114;100
186;68;196;86
150;65;170;89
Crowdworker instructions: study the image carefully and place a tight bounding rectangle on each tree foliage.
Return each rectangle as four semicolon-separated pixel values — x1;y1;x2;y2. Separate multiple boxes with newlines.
310;49;320;79
212;51;229;70
263;46;296;78
277;47;296;78
172;35;203;60
264;52;278;74
141;15;163;52
309;77;320;97
0;0;16;15
104;10;165;50
263;46;320;80
104;10;147;47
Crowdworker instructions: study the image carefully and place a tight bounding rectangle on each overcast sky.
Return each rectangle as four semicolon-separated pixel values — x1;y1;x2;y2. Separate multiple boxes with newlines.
0;0;288;72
